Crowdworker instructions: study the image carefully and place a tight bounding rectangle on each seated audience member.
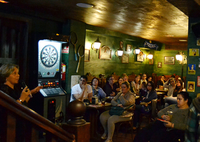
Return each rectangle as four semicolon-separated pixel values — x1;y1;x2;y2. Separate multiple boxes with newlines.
100;81;135;142
122;74;129;83
165;79;183;107
91;77;106;100
157;75;166;88
103;76;117;97
171;74;175;78
147;76;153;83
139;82;147;98
0;64;42;105
70;75;92;102
134;91;191;142
185;96;200;142
131;75;140;96
163;78;176;97
133;81;157;129
140;73;147;85
115;77;123;94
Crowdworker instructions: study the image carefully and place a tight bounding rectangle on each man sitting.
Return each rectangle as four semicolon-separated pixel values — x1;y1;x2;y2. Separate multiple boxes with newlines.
70;75;92;102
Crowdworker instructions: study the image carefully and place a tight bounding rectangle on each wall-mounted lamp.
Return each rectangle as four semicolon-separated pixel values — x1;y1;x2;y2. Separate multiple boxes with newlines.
147;53;153;59
93;37;101;50
176;51;187;79
116;41;124;56
176;53;183;62
117;49;123;56
134;48;141;54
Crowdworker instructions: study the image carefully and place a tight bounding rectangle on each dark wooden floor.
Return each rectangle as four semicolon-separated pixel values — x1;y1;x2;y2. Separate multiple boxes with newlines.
91;116;150;142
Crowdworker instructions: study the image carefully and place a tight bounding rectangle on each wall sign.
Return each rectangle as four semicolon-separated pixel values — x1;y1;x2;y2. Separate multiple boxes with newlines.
188;64;196;75
189;49;199;56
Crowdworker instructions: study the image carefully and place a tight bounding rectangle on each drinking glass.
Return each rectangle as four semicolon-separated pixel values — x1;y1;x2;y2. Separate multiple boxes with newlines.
167;111;173;121
101;98;106;105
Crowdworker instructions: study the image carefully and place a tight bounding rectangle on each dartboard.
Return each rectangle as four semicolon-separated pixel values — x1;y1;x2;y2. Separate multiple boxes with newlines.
40;45;58;67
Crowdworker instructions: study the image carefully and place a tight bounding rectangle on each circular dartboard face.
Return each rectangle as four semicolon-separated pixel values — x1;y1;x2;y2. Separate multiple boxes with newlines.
40;45;58;67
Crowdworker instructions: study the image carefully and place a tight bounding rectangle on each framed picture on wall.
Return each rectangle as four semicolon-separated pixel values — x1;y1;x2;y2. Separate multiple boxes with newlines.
188;64;196;75
157;62;162;68
197;76;200;87
189;49;199;56
99;46;112;60
122;54;129;63
149;59;153;65
197;38;200;46
126;44;132;52
84;49;90;62
187;81;195;92
164;56;175;64
137;51;144;62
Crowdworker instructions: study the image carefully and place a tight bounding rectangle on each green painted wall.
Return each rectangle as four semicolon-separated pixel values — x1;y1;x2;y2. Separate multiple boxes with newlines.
153;44;187;77
62;20;86;100
84;25;157;77
187;17;200;99
84;25;187;79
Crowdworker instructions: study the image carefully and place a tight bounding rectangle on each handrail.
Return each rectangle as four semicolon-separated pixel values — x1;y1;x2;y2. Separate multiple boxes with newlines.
0;90;75;142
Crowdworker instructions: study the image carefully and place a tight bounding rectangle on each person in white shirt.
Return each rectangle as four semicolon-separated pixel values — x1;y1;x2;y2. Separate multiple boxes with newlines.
70;75;93;102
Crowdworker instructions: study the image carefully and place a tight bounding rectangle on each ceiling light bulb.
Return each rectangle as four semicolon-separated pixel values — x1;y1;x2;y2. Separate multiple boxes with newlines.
0;0;9;3
76;3;94;8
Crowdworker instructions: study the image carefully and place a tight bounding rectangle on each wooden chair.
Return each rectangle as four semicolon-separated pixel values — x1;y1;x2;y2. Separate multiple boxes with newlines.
86;72;94;84
138;99;158;129
115;106;135;140
128;73;136;82
112;72;120;83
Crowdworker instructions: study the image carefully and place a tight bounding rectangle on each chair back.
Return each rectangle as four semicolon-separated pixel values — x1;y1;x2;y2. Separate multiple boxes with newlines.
151;99;157;118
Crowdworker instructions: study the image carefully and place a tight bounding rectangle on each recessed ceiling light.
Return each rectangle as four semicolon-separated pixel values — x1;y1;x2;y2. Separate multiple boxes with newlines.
76;3;94;8
179;39;187;42
0;0;9;3
165;35;174;37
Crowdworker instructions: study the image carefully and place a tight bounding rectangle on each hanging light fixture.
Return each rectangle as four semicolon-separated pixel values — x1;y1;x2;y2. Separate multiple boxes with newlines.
116;41;124;56
93;37;101;50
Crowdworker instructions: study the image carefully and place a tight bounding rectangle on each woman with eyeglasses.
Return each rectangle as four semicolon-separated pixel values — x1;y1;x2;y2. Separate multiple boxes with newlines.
133;81;157;129
91;77;106;100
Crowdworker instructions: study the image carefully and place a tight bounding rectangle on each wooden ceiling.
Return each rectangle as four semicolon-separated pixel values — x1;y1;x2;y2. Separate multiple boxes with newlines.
1;0;200;44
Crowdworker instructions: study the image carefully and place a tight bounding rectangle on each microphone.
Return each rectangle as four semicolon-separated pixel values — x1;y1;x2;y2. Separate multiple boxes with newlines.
19;80;32;98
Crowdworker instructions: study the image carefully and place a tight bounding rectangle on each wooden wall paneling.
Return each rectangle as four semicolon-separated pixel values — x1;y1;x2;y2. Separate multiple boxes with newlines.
20;22;28;81
7;111;16;142
1;26;8;58
10;29;16;58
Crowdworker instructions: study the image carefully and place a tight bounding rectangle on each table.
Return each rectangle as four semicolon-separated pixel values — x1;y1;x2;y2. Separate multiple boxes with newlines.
86;103;111;141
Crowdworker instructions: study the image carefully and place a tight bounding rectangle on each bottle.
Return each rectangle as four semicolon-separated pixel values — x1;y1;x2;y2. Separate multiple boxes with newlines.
92;90;99;105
